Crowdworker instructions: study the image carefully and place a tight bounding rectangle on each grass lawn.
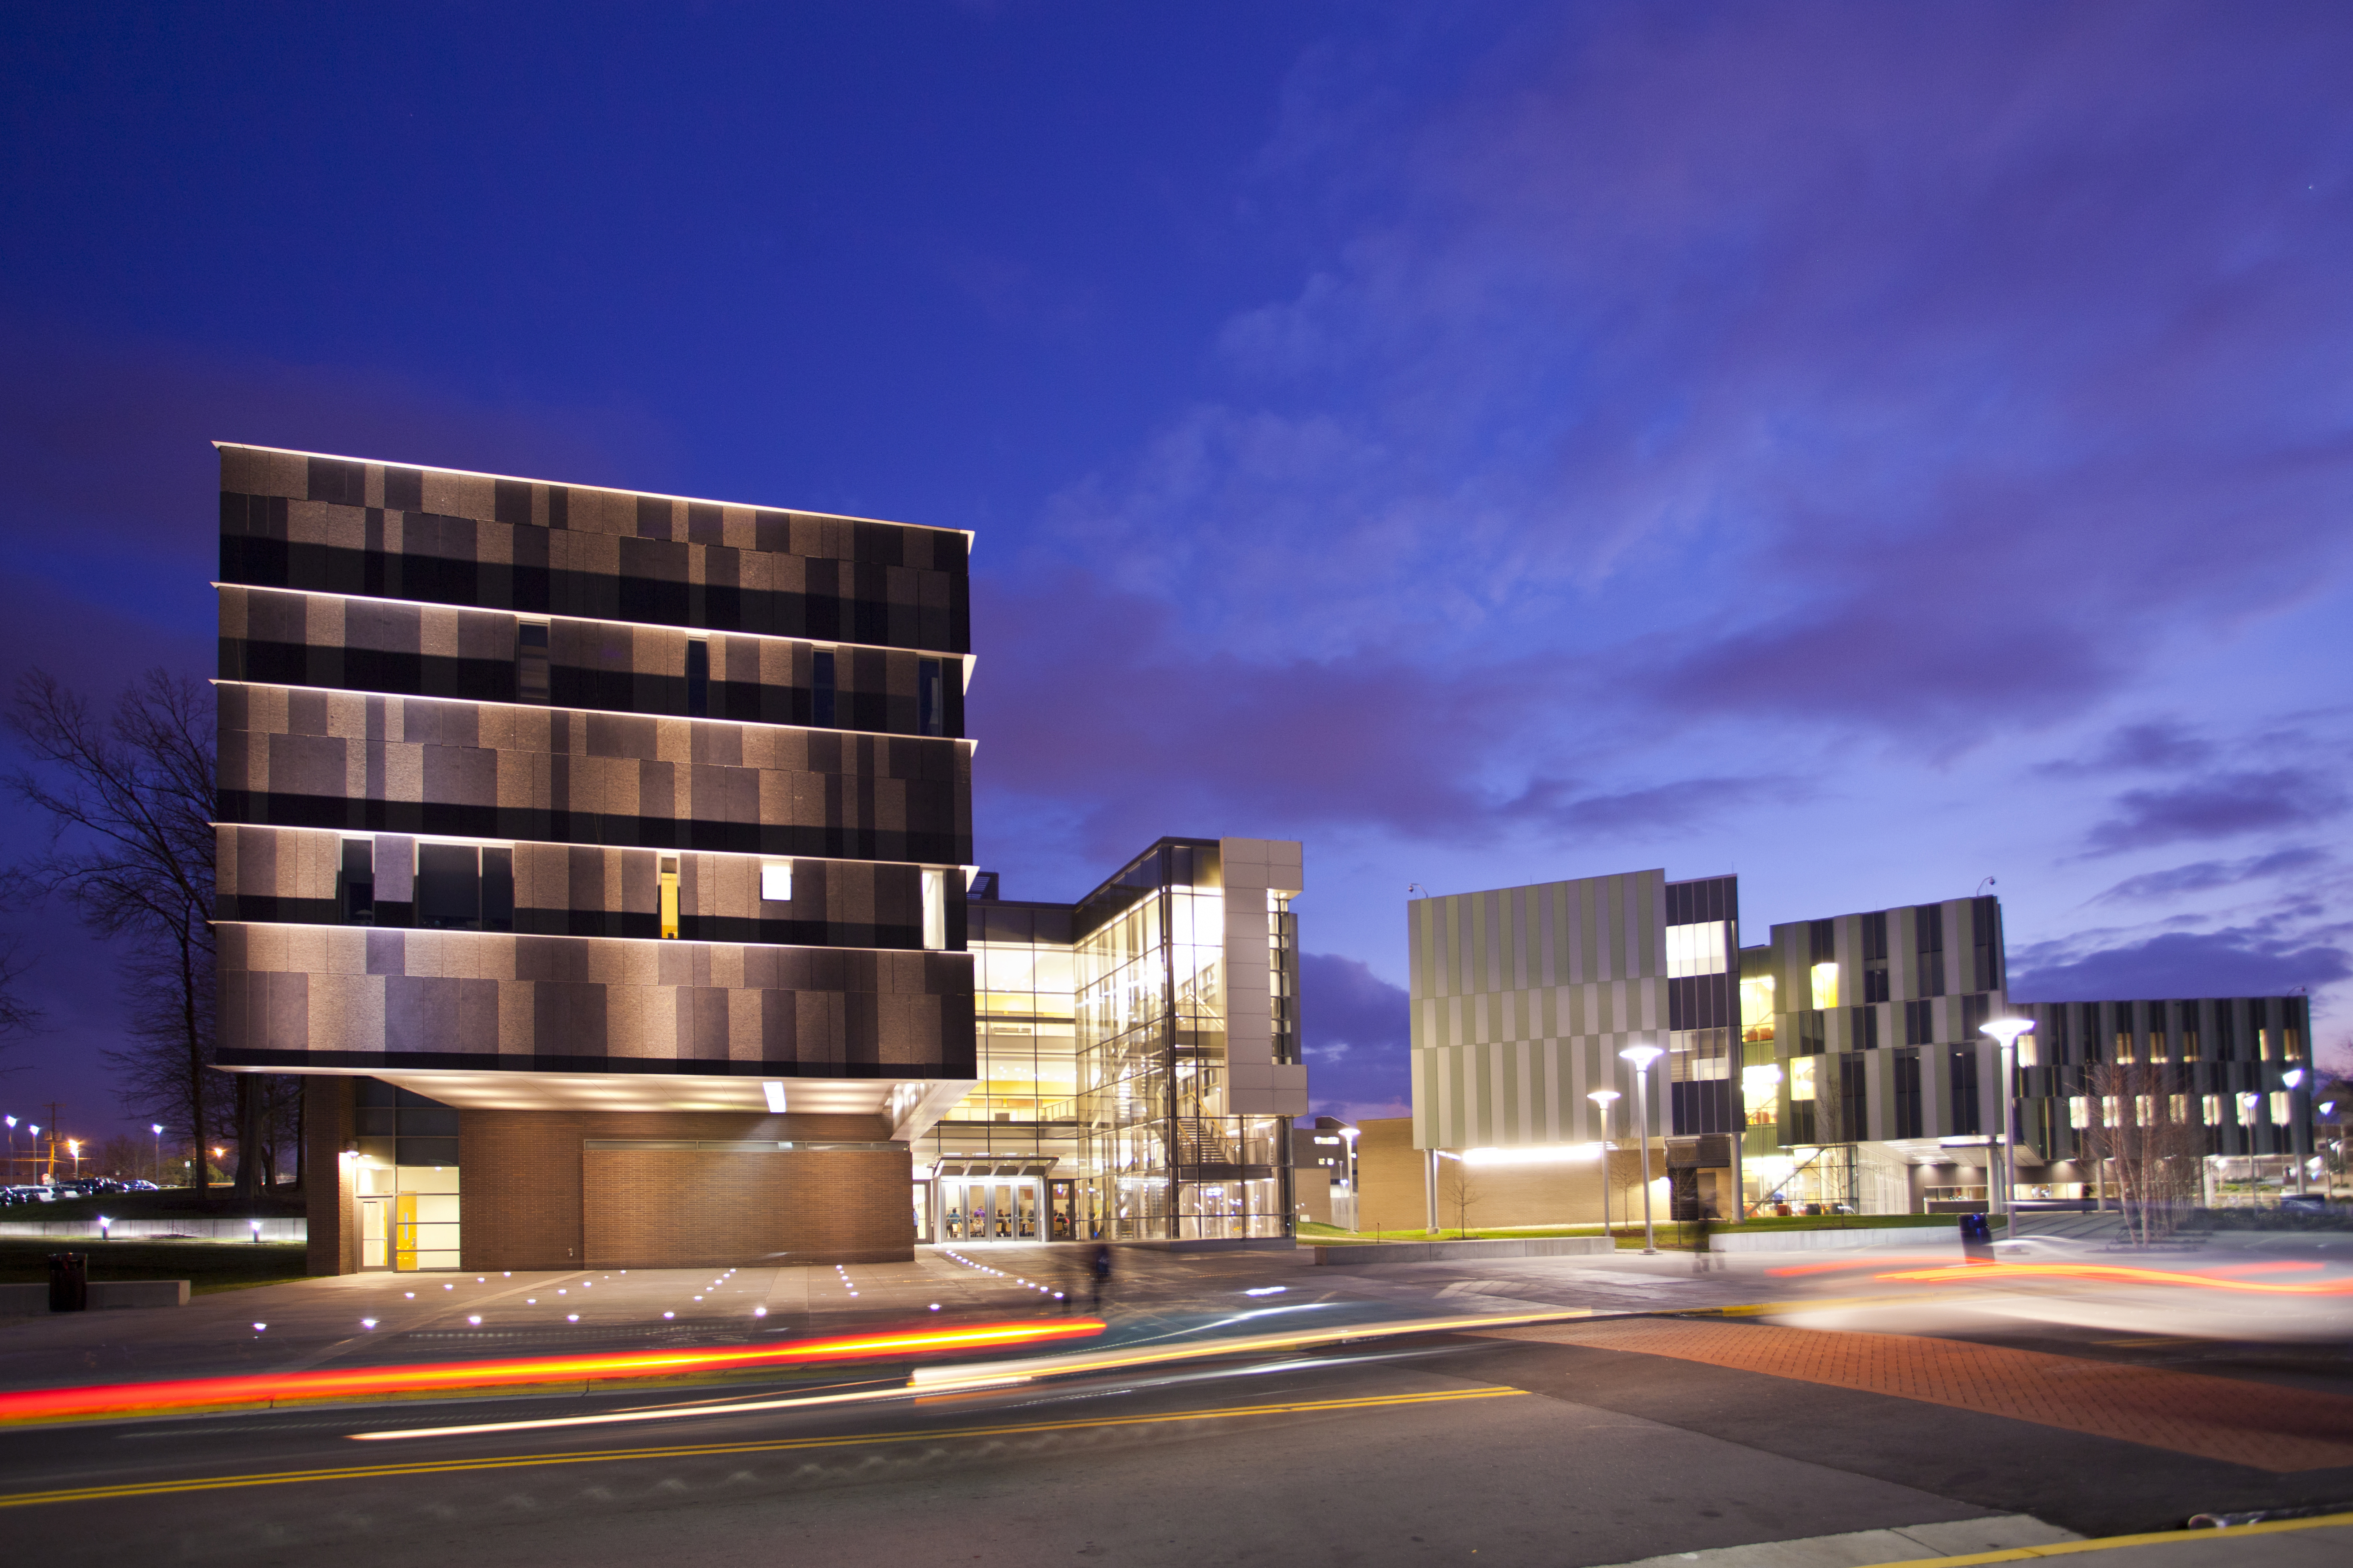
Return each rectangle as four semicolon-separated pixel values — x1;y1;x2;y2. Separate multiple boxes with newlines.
1;1188;305;1223
0;1238;308;1295
1302;1212;1985;1251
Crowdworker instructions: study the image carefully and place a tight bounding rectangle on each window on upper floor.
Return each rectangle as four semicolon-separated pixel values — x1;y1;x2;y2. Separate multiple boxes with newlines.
918;658;944;737
685;639;710;718
1666;921;1727;977
516;622;551;704
812;649;837;727
922;868;948;950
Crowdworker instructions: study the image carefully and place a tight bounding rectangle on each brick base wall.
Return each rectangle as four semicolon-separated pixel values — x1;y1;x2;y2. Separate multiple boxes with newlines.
460;1108;910;1270
303;1076;356;1275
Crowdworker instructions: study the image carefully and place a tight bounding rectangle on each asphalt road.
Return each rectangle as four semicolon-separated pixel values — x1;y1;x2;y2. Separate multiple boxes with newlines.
2;1243;2350;1567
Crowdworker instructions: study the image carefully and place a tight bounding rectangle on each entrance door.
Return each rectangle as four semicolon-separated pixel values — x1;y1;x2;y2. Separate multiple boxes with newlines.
358;1197;389;1270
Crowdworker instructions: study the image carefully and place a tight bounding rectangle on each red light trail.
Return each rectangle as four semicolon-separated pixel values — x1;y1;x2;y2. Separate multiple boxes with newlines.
0;1318;1105;1426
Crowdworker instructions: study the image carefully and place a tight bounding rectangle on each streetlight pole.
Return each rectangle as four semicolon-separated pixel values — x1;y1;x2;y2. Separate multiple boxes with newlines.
151;1124;163;1189
1619;1045;1664;1254
3;1116;13;1185
1587;1089;1620;1239
1980;1019;2035;1225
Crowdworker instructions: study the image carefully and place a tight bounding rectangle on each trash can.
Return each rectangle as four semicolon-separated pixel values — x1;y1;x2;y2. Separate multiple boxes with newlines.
48;1251;88;1313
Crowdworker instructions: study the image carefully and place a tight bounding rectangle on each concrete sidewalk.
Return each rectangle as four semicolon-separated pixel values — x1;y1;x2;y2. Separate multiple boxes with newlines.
1598;1512;2353;1566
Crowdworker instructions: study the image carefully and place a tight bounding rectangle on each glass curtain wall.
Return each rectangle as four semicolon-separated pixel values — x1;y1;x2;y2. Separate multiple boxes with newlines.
915;901;1078;1237
1076;841;1290;1241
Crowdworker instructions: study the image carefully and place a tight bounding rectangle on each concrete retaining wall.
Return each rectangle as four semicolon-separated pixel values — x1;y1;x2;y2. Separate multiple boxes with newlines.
0;1217;306;1242
0;1279;191;1314
1707;1225;1961;1254
1310;1237;1614;1266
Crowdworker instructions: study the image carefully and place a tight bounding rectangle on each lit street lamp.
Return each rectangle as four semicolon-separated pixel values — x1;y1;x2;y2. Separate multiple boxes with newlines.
151;1124;163;1188
1979;1018;2035;1222
3;1115;13;1184
1587;1089;1621;1238
1619;1044;1664;1254
66;1139;81;1179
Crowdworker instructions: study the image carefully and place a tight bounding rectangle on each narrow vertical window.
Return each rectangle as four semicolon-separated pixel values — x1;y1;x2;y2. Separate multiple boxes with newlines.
922;867;947;950
659;855;680;939
340;838;375;926
760;862;793;902
516;622;551;704
918;658;944;737
481;847;514;933
685;639;710;718
812;649;836;727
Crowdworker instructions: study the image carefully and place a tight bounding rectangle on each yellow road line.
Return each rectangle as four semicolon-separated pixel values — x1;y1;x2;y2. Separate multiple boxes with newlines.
0;1386;1527;1510
1870;1510;2353;1566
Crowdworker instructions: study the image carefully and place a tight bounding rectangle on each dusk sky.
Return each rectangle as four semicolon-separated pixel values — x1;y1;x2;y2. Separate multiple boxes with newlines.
0;2;2348;1136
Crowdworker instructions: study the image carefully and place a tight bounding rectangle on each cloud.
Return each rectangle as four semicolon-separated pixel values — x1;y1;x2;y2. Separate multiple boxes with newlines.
2091;847;2330;904
2011;927;2349;1003
2083;770;2348;856
1038;3;2353;748
2040;721;2218;778
968;567;1795;866
1299;951;1411;1120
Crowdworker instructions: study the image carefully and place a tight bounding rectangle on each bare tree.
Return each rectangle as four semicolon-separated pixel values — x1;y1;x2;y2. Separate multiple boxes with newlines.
1450;1162;1483;1237
3;671;238;1193
2079;1062;2206;1245
0;936;42;1067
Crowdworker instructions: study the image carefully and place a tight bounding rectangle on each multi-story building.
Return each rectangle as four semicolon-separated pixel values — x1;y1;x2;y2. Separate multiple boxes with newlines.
211;443;1306;1272
1404;869;2320;1221
918;837;1307;1246
1406;869;1741;1224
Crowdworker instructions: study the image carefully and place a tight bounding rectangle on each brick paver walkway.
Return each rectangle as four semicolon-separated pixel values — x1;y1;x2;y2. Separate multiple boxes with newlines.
1480;1318;2353;1473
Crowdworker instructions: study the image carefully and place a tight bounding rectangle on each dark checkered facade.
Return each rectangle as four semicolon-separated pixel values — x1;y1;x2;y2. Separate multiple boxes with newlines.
214;446;976;1081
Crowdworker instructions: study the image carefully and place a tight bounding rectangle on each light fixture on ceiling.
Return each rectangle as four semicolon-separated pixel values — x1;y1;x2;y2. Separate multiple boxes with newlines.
763;1081;788;1114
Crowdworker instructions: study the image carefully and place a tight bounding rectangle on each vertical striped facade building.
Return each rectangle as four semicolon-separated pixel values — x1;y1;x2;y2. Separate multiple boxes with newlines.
1409;867;2321;1218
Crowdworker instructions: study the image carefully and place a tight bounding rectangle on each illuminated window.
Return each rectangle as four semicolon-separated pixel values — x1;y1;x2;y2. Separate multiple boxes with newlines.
2068;1096;2089;1129
760;862;793;902
659;856;680;940
2202;1094;2223;1125
923;868;948;950
1810;962;1839;1010
1666;923;1727;977
2169;1095;2191;1124
1788;1057;1817;1102
1739;975;1776;1042
2271;1092;2290;1127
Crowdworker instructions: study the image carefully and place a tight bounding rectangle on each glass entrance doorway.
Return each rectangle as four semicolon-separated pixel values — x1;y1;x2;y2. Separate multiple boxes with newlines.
941;1176;1041;1241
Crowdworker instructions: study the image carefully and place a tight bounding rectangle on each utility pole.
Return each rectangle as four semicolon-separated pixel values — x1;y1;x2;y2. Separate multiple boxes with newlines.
41;1102;62;1183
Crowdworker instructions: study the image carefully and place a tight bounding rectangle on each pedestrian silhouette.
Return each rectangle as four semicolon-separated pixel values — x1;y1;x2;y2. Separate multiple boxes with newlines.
1090;1243;1113;1312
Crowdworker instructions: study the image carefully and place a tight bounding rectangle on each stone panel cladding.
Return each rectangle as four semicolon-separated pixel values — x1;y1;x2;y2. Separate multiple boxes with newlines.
217;685;971;864
219;585;961;737
218;923;975;1076
218;446;971;655
217;824;931;947
462;1108;907;1269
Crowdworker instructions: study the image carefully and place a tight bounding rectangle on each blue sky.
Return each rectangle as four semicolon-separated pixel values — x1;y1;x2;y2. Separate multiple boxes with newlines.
0;2;2348;1133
